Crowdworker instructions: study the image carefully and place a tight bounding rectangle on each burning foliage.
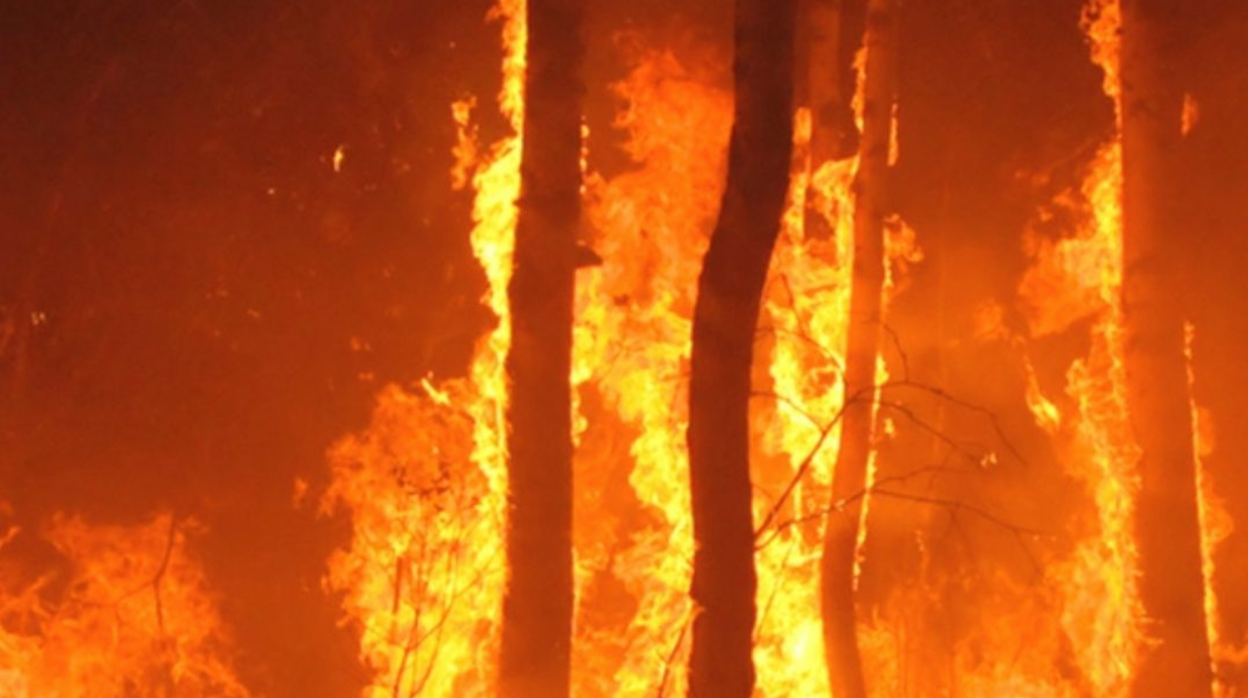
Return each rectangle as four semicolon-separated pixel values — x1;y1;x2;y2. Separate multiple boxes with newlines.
0;511;248;697
3;0;1248;696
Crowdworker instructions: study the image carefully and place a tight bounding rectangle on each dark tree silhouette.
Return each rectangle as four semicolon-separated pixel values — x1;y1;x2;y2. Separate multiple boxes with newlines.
686;0;797;696
820;0;897;696
1120;0;1213;695
801;0;861;240
499;0;582;695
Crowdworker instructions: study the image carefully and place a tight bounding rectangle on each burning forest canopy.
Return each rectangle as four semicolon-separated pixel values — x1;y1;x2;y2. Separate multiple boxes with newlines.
3;0;1248;697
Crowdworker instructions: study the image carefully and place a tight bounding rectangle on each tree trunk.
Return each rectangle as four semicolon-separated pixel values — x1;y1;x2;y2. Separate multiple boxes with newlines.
805;0;848;165
1120;0;1213;695
686;0;797;696
498;0;581;695
803;0;864;241
820;0;896;696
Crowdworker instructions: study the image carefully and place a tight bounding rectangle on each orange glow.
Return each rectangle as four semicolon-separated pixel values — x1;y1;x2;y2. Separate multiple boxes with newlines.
1187;323;1244;696
0;513;249;697
5;2;1247;697
570;47;731;697
318;3;1235;696
753;103;855;698
1019;2;1141;694
322;1;524;695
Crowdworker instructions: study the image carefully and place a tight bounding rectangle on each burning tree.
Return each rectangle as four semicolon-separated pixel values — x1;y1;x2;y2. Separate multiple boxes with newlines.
1118;0;1213;693
801;0;862;240
10;1;1248;697
820;0;898;695
499;0;583;695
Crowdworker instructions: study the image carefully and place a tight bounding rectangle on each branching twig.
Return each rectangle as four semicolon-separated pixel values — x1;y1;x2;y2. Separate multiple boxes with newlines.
755;478;1045;578
879;380;1029;467
751;390;862;540
754;325;843;370
750;389;824;432
655;612;693;698
755;463;970;550
879;320;911;382
869;490;1045;538
877;400;987;466
151;515;177;636
752;369;1031;544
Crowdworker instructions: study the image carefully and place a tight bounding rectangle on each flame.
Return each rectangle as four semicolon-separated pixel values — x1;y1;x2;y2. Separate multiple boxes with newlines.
564;37;924;698
1186;323;1244;695
0;512;249;697
1182;94;1200;138
752;44;916;697
752;104;856;698
327;4;1210;696
1018;1;1142;693
567;40;902;698
570;47;731;697
322;1;524;695
451;97;479;192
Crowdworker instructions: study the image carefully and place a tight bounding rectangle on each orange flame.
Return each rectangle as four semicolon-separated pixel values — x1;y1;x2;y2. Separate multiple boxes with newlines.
0;512;249;697
1019;1;1142;693
570;47;731;697
1186;323;1244;696
752;104;856;697
753;45;917;697
323;1;524;695
329;5;1196;695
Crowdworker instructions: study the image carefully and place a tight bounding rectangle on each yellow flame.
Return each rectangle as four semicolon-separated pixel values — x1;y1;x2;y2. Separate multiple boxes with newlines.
753;105;856;697
753;43;916;695
571;47;731;697
0;513;249;697
1018;3;1143;693
323;2;524;695
1185;323;1241;696
451;97;479;191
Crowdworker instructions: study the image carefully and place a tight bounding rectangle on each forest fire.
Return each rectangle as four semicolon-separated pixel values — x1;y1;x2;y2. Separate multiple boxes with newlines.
3;0;1247;697
0;513;250;696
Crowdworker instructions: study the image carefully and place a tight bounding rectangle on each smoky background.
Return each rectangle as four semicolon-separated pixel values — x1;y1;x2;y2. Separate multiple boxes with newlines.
2;1;1245;695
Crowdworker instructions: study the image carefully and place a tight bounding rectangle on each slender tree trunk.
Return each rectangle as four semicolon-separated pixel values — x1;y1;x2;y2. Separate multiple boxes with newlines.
805;0;846;165
803;0;859;235
499;0;581;695
686;1;796;696
820;0;897;696
1120;0;1212;695
808;0;858;162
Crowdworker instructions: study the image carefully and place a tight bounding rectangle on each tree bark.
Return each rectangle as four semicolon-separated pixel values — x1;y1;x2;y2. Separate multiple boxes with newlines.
499;0;581;695
803;0;863;241
805;1;859;161
820;0;896;696
686;0;796;696
1120;0;1213;695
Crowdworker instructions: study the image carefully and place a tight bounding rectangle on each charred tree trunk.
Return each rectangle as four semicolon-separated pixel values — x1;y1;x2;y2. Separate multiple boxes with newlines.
803;0;859;212
803;0;863;243
498;0;582;696
686;0;796;696
820;0;896;696
1120;0;1213;695
803;0;864;241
